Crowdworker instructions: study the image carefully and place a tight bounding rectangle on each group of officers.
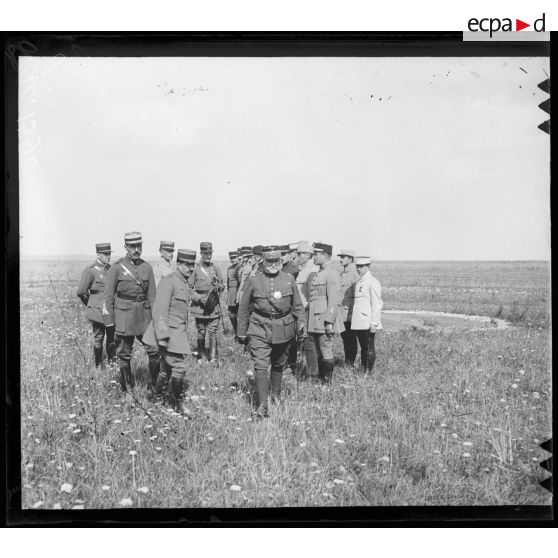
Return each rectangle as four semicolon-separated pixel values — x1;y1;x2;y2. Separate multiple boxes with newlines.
77;232;383;418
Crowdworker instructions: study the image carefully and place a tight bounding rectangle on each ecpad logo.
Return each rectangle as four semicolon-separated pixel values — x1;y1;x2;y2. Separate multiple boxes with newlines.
468;13;546;37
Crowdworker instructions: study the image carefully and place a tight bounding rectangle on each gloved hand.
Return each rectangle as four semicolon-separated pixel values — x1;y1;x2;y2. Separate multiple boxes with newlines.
370;324;378;333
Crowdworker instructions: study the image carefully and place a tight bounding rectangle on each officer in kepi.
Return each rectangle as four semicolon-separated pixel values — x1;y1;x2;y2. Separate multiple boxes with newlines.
237;246;304;418
308;242;343;385
226;250;241;337
77;242;116;368
143;249;202;414
103;232;161;392
153;240;176;287
188;241;225;364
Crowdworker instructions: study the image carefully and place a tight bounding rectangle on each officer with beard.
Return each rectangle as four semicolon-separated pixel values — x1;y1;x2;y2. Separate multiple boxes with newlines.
237;246;304;418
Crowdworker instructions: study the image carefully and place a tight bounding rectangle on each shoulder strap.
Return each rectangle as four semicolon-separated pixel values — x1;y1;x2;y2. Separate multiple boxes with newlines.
119;262;148;294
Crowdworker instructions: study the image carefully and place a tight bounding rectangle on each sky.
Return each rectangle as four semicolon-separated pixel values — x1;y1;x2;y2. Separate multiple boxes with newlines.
19;56;550;260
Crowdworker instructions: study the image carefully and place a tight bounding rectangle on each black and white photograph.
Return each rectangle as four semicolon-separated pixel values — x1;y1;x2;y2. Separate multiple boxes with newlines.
6;33;552;519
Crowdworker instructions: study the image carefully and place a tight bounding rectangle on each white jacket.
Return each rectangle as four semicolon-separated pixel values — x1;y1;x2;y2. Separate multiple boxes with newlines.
350;271;383;330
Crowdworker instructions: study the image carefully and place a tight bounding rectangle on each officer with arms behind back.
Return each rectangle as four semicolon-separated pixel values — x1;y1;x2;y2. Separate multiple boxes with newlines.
237;246;304;418
153;240;176;287
77;242;116;368
188;241;225;364
337;248;359;366
103;231;161;392
143;249;202;414
308;242;343;385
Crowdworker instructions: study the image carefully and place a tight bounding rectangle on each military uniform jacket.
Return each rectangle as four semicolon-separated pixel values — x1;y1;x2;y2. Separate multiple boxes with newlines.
339;263;360;322
153;258;176;287
77;260;111;324
104;255;156;336
236;261;256;304
295;260;319;308
308;261;344;334
226;263;241;307
237;271;304;344
282;260;300;279
188;262;224;319
350;271;383;330
142;271;202;353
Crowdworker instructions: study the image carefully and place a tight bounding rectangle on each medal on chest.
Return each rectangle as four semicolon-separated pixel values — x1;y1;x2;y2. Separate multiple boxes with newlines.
272;290;282;300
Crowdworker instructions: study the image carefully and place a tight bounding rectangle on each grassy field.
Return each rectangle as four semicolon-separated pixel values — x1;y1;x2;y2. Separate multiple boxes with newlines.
19;260;551;508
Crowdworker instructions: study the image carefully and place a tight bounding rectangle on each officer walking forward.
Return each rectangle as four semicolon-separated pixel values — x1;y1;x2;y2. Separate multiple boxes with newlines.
237;246;304;418
188;242;225;364
226;251;241;336
143;249;202;414
337;249;359;365
350;257;383;372
153;240;176;287
308;242;343;385
77;242;116;367
103;232;161;392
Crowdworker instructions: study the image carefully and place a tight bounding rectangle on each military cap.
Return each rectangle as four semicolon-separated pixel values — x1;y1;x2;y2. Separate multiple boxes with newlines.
288;242;299;252
229;251;239;258
177;249;197;263
279;244;290;255
262;246;282;259
313;242;333;256
160;241;175;251
337;248;356;258
253;245;263;256
296;241;313;254
95;242;113;253
124;231;142;245
240;246;253;256
200;241;213;252
355;256;371;266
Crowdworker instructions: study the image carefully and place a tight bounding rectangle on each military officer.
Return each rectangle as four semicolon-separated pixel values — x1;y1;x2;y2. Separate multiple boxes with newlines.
153;240;176;287
77;242;116;368
351;257;383;372
188;241;225;364
226;251;241;336
282;242;301;278
237;246;304;418
143;249;202;414
293;240;319;378
236;245;263;304
337;248;360;366
103;231;160;392
308;242;343;385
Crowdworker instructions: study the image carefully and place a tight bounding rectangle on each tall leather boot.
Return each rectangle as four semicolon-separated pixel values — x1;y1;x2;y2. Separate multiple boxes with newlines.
305;341;319;378
93;346;103;368
270;367;283;403
149;357;161;389
169;376;189;415
317;357;324;382
209;337;218;364
106;327;116;364
125;364;135;389
321;359;335;385
197;338;206;362
152;372;168;403
119;364;129;392
254;370;269;418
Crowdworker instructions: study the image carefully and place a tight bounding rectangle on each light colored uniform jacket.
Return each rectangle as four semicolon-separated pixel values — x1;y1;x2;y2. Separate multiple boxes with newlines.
339;263;359;323
153;258;176;287
350;271;383;330
295;259;319;308
143;270;202;353
308;261;344;334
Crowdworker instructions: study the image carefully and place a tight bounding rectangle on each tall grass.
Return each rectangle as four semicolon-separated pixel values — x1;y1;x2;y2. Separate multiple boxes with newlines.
20;260;551;508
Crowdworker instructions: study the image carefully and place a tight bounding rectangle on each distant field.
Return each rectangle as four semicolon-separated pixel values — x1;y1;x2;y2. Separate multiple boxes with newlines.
19;260;551;508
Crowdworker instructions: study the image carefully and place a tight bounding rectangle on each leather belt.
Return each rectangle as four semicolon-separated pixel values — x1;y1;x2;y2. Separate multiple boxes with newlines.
117;293;147;302
89;289;102;294
254;308;290;320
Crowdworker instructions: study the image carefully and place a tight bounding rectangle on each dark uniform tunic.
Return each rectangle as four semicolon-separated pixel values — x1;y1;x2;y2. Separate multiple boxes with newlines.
188;262;224;320
77;259;115;364
143;270;202;380
103;255;159;369
226;262;241;333
339;262;360;365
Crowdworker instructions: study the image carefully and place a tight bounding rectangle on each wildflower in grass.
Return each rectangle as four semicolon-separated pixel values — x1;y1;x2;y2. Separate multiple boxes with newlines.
32;501;43;509
500;399;506;403
228;416;237;420
149;436;157;441
134;439;141;444
129;450;137;456
463;442;473;447
101;485;110;491
533;392;540;399
310;462;319;467
155;446;162;451
68;414;76;419
299;442;307;448
112;419;122;424
137;487;149;494
441;423;447;428
333;479;345;485
72;429;81;434
519;370;525;375
334;439;345;444
475;421;481;426
230;485;241;492
451;433;458;439
378;456;390;463
53;503;62;510
119;498;133;507
433;450;441;454
511;384;518;389
532;457;539;461
462;453;471;458
60;483;72;493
